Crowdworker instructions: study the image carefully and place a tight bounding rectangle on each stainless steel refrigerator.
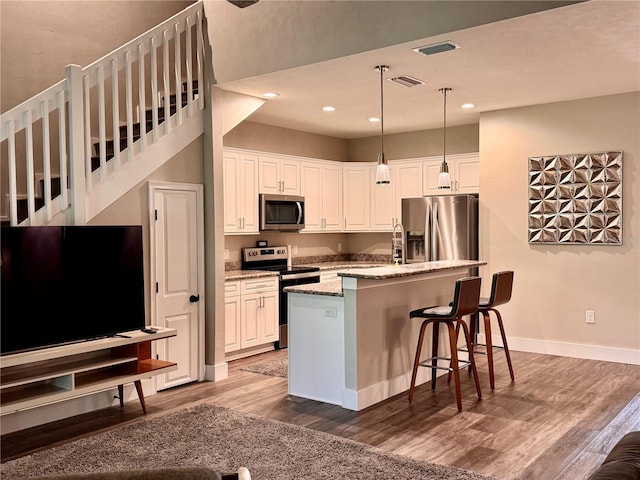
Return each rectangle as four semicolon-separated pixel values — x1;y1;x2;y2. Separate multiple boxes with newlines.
401;194;478;265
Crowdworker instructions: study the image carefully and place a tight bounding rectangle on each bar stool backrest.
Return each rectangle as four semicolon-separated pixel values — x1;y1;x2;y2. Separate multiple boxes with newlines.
486;271;514;308
451;277;482;318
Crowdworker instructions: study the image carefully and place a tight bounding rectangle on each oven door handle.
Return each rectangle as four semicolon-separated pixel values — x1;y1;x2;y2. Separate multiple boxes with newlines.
280;272;320;282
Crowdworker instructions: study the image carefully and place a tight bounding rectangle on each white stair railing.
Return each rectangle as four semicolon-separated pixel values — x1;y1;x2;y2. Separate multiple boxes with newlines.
1;1;205;226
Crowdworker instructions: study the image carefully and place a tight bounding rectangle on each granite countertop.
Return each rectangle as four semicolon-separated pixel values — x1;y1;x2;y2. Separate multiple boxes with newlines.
285;259;486;297
225;261;387;281
224;269;279;281
337;259;486;280
299;261;387;270
285;278;344;297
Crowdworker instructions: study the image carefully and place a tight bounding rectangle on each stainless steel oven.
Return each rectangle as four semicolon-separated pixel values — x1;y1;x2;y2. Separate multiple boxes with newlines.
241;246;320;349
259;194;305;231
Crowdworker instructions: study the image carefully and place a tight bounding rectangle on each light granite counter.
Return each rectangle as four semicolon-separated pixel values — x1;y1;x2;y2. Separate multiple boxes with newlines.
287;259;486;411
284;260;485;297
224;270;278;281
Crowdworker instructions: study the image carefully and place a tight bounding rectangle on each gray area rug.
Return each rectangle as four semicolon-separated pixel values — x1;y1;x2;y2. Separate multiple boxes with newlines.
240;357;287;378
1;404;495;480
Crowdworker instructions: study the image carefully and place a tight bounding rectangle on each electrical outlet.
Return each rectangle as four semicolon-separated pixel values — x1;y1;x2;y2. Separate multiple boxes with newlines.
293;245;298;255
324;307;337;318
586;310;595;324
224;249;229;260
337;242;342;252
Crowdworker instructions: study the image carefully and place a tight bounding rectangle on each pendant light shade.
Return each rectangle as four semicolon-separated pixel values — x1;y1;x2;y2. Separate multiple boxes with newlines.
438;87;452;190
375;65;390;185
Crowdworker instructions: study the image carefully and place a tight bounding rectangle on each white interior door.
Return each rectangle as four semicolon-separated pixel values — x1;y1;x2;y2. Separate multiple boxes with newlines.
150;182;204;390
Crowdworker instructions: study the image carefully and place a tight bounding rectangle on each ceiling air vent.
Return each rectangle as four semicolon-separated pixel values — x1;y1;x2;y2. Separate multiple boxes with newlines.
413;41;460;56
389;75;425;88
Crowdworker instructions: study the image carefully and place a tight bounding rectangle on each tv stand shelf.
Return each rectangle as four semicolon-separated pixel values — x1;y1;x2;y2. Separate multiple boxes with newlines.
0;327;177;416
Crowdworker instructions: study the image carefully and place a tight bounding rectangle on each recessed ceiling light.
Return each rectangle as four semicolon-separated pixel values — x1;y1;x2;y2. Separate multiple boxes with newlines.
369;117;380;123
322;106;336;112
262;92;279;98
461;103;475;109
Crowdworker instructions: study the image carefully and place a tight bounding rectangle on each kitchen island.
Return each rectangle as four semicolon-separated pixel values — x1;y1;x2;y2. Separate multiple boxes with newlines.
285;260;486;411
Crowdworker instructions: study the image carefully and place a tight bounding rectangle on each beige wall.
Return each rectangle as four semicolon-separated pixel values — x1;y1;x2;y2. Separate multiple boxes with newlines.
348;124;479;162
224;121;349;162
0;0;194;112
89;137;204;323
480;92;639;356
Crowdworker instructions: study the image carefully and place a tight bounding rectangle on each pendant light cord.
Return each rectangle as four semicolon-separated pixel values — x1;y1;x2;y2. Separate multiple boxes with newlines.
378;66;386;156
440;87;451;165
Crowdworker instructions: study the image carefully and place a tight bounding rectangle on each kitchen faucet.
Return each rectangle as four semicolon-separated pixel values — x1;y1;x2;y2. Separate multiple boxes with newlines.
392;222;405;265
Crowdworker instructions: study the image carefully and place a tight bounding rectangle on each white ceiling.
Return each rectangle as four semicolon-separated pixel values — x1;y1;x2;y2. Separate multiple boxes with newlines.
218;1;640;140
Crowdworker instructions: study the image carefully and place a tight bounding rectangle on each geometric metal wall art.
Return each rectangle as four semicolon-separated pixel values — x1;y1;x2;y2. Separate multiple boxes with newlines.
528;151;622;244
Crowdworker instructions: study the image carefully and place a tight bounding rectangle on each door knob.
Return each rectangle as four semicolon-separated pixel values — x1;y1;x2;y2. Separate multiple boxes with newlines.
189;294;200;303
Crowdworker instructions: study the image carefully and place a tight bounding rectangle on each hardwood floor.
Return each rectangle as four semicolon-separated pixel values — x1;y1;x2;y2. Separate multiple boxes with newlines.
2;349;639;479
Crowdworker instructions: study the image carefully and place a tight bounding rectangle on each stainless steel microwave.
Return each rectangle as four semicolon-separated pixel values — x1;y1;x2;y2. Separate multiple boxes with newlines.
259;194;305;231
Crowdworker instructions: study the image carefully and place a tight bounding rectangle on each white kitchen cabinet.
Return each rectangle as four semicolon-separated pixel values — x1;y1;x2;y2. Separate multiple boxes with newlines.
301;160;343;232
224;281;242;352
370;161;423;231
423;153;479;195
225;277;279;354
223;149;259;234
259;155;300;195
343;164;370;231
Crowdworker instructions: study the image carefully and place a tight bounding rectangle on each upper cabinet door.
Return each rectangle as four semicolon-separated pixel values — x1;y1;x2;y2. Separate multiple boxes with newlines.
321;163;343;231
370;166;395;231
258;156;281;194
343;165;370;231
422;154;478;195
280;158;301;195
223;150;259;234
453;154;479;194
258;155;300;195
300;160;343;232
300;161;323;231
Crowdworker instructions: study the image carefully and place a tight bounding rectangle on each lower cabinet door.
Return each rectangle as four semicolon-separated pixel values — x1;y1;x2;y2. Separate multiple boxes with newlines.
241;294;261;349
260;291;279;343
224;295;241;353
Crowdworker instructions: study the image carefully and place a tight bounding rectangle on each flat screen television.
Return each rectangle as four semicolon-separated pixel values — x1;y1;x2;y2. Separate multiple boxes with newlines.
1;225;145;356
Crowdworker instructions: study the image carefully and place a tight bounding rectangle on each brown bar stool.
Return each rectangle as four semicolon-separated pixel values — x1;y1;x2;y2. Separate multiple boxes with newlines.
469;270;515;390
408;277;482;411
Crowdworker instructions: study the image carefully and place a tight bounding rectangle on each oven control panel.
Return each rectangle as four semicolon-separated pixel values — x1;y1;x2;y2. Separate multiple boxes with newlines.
242;246;288;263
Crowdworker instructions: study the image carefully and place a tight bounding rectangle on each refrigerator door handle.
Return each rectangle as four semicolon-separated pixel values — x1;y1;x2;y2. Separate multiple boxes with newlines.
432;202;439;260
425;202;432;261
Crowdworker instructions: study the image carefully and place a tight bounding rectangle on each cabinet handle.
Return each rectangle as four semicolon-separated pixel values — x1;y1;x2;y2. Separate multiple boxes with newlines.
242;217;245;229
238;217;242;229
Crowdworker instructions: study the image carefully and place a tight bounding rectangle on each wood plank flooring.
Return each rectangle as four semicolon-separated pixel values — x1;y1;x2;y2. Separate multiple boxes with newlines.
2;349;639;480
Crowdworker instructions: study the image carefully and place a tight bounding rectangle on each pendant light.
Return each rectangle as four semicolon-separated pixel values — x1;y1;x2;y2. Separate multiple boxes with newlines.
438;87;452;190
375;65;390;185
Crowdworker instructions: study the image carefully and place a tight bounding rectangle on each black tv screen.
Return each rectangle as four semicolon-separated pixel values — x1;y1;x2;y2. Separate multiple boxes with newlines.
1;225;145;356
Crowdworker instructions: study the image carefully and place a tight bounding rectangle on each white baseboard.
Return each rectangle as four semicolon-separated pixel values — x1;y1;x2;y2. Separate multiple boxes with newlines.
503;335;640;365
205;362;228;381
342;367;448;411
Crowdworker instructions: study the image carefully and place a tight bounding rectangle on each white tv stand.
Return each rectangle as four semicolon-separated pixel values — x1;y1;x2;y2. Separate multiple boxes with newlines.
0;327;177;416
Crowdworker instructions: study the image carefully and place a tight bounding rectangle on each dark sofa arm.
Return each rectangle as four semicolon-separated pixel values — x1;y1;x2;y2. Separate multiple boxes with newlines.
589;432;640;480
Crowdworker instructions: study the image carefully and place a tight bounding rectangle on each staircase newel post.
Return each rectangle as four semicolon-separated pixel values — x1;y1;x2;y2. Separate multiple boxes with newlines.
66;64;87;225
